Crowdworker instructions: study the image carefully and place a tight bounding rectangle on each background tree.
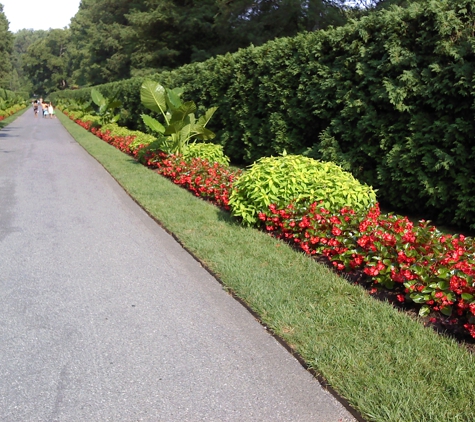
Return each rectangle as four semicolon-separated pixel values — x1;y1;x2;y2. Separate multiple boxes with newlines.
125;0;220;74
0;3;14;89
69;0;143;86
9;29;47;93
11;0;413;92
213;0;346;52
22;29;71;96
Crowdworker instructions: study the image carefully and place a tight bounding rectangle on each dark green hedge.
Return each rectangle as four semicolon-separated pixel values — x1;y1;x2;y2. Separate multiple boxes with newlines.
52;0;475;230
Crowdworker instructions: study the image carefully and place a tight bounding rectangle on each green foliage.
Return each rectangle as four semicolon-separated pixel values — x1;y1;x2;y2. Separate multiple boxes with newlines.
66;110;85;120
21;28;71;95
52;0;475;230
183;143;230;166
65;0;358;86
90;88;122;125
79;114;101;126
140;80;217;155
228;154;377;225
9;29;47;93
0;88;25;109
100;122;155;150
0;4;13;90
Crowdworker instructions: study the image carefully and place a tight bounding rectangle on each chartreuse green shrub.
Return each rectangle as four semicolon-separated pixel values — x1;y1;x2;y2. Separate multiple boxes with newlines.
80;114;101;126
99;123;155;151
229;154;377;226
66;110;86;120
183;143;229;166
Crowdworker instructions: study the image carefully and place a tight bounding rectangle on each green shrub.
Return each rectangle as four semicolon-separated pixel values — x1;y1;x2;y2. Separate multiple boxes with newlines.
100;123;155;151
52;0;475;230
228;154;377;226
80;114;101;125
183;143;230;166
67;110;85;120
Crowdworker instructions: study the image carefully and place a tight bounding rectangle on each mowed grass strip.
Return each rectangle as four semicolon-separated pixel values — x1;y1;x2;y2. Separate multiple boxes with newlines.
58;111;475;422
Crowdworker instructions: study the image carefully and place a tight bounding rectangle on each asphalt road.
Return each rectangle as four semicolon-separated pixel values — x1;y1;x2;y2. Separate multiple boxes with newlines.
0;109;356;421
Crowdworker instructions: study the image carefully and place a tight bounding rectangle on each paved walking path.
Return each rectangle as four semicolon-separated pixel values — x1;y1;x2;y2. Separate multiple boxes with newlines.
0;110;356;421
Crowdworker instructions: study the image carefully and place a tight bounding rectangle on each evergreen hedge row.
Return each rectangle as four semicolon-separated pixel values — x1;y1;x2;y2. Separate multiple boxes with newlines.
51;0;475;230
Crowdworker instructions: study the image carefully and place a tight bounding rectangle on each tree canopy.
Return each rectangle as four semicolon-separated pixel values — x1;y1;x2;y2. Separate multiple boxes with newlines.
0;3;14;89
22;29;71;95
3;0;411;95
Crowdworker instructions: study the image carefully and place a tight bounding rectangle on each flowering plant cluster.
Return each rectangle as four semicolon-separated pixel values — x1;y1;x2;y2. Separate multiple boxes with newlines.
68;113;241;211
75;119;93;131
258;202;475;337
90;127;140;157
0;104;26;120
66;111;475;339
146;150;241;210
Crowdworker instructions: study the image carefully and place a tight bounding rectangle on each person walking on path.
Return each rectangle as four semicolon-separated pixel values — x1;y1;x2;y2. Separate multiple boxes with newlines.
48;102;55;118
41;101;49;118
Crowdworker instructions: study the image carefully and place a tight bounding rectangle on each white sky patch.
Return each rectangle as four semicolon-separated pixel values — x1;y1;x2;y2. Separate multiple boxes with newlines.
2;0;81;33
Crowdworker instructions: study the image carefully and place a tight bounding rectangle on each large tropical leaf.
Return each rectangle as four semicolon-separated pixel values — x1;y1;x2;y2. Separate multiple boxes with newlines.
193;127;216;141
179;124;193;142
163;121;186;136
170;101;197;123
91;88;106;108
166;87;183;111
140;80;167;118
141;114;166;134
108;99;123;109
196;107;218;127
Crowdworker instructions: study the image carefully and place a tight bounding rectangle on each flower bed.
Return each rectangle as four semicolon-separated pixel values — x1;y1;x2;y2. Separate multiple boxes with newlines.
258;201;475;340
65;111;475;341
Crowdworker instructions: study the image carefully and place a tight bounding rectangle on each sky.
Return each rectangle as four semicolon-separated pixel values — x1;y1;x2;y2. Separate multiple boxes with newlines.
1;0;81;33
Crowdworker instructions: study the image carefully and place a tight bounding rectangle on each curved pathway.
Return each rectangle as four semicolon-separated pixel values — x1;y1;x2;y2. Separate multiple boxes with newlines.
0;109;356;421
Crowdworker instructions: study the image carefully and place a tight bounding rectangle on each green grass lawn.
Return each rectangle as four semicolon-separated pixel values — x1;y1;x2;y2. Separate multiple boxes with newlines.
57;111;475;422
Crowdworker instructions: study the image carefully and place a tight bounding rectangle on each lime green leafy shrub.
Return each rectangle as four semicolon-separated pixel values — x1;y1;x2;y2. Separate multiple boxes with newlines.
66;110;86;120
183;143;229;166
229;154;377;226
99;123;155;151
80;114;101;126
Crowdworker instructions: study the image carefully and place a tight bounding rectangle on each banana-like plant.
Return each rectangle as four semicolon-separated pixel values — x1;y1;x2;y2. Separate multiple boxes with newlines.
0;89;21;110
91;88;122;125
140;80;217;155
64;98;93;115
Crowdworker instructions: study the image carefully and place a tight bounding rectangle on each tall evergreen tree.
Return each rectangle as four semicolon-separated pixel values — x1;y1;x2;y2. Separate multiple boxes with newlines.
69;0;143;86
22;29;71;95
125;0;220;73
10;29;47;93
64;0;410;86
0;3;14;90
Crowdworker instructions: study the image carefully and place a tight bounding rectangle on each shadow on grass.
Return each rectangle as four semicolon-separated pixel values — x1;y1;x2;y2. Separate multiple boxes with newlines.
124;157;144;166
215;207;241;226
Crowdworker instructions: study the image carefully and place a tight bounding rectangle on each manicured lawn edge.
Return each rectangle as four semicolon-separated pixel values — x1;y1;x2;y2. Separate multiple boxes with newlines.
58;111;475;422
